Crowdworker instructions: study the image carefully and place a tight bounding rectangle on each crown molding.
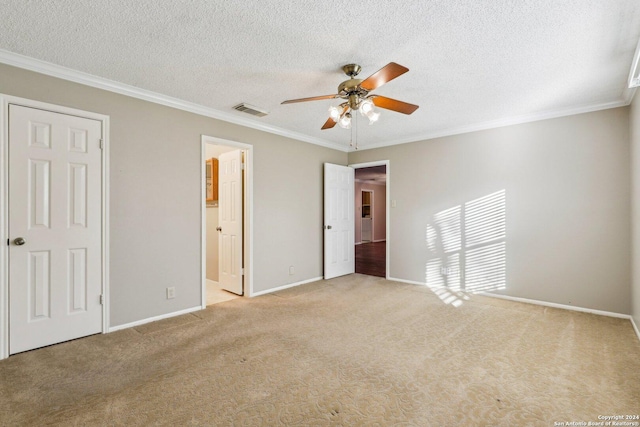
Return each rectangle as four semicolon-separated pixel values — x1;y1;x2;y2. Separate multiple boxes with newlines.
0;49;348;153
0;49;631;155
354;98;631;152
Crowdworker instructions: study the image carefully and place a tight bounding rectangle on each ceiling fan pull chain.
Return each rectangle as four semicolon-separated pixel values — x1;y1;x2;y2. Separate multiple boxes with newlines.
350;115;354;148
355;112;359;150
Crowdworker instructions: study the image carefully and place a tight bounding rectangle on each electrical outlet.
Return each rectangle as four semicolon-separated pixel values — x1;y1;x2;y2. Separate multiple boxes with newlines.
289;266;295;275
166;287;175;299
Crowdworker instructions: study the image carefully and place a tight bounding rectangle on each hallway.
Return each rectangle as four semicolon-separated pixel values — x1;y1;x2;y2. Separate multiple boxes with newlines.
355;241;386;277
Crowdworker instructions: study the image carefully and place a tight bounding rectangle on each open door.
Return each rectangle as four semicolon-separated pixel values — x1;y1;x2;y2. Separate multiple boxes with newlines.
324;163;355;279
218;150;243;295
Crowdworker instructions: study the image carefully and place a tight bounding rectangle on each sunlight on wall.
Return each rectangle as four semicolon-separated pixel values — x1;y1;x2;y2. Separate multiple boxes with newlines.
426;190;506;307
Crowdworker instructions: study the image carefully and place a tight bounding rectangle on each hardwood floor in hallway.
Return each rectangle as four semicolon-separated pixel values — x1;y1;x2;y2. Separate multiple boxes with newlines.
355;241;386;277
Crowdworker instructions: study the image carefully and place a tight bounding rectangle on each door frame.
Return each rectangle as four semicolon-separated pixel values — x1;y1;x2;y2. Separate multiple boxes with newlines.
349;160;390;280
0;94;110;360
200;135;253;306
360;189;374;243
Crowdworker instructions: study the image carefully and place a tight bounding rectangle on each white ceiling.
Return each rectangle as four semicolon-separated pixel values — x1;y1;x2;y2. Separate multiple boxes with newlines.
2;1;640;151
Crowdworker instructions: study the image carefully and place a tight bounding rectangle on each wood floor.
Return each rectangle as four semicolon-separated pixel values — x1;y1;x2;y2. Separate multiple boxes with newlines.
355;241;386;277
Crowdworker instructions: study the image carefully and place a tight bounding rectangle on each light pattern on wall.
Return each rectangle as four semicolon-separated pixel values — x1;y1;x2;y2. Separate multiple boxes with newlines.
425;190;506;307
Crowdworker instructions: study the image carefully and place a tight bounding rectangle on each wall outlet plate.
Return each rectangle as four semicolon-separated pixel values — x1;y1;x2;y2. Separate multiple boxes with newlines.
289;266;295;275
166;287;176;299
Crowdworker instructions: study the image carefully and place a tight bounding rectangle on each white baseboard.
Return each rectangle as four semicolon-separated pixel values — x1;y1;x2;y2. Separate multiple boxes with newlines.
108;305;202;332
388;276;633;322
388;277;426;286
631;316;640;342
250;276;323;297
355;239;386;246
206;279;219;286
479;292;631;319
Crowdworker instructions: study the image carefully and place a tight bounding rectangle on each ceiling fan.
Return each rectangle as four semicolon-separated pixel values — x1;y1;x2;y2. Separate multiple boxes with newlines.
281;62;419;130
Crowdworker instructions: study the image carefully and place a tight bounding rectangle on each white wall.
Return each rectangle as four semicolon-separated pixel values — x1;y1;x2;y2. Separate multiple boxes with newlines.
630;94;640;328
349;108;631;314
0;63;347;327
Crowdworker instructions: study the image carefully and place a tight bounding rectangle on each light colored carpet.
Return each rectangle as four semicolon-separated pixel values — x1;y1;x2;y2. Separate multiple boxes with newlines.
1;274;639;426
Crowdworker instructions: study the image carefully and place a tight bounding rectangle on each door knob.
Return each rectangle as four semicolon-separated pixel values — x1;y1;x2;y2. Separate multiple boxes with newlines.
13;237;26;246
326;225;332;230
216;227;222;232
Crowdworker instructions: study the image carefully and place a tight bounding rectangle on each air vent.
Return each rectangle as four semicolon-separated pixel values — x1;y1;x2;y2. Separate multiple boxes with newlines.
233;103;269;117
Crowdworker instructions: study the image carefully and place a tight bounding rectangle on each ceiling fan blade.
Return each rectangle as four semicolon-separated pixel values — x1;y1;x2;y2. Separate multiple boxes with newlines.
372;96;419;115
281;94;338;104
321;117;337;130
360;62;409;91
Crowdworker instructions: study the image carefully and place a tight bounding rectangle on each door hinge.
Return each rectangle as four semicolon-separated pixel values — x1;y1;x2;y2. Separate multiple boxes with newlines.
99;294;104;305
99;139;104;149
241;163;245;170
241;268;245;276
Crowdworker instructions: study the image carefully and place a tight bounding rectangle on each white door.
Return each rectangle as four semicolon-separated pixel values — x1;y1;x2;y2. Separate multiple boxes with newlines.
218;150;243;295
9;104;103;354
324;163;354;279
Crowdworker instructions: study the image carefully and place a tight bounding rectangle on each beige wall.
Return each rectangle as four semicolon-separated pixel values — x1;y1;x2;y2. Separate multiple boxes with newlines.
631;95;640;327
349;108;631;314
0;63;347;327
355;182;386;243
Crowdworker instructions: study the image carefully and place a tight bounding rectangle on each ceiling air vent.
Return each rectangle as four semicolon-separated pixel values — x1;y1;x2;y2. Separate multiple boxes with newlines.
233;103;269;117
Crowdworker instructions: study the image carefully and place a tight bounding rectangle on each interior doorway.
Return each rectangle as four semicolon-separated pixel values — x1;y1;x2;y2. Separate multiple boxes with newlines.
352;163;388;278
201;136;253;307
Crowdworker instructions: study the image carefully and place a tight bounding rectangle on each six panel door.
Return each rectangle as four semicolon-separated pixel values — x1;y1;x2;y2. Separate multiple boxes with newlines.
9;104;103;354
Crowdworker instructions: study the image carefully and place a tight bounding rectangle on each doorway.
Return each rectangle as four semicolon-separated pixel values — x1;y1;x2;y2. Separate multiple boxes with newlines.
352;162;388;278
201;136;253;307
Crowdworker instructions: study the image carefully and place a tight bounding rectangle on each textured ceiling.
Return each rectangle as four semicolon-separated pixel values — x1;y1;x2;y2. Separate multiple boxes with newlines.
2;0;640;151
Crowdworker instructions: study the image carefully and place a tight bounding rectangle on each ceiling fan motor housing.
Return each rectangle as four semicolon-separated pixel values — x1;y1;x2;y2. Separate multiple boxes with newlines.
338;79;370;110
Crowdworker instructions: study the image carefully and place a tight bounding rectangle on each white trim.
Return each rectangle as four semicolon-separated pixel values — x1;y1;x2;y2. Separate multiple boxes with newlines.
628;36;640;88
0;49;347;153
373;239;386;243
0;96;7;360
355;100;630;152
630;316;640;342
479;292;631;319
201;135;254;304
624;87;637;106
251;276;323;297
107;306;201;332
388;278;637;325
349;160;390;280
0;49;632;154
388;277;426;286
0;95;110;359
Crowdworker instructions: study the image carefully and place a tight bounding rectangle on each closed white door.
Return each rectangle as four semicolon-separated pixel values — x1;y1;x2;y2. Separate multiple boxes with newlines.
218;150;243;295
9;104;103;354
324;163;354;279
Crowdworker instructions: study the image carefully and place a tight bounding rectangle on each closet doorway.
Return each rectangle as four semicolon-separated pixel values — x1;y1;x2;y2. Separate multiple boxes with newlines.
201;136;253;307
352;162;388;278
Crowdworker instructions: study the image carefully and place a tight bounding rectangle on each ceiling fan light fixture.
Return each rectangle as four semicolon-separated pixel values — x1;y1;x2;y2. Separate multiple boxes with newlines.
366;110;380;124
359;98;374;115
328;105;341;121
338;112;352;129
